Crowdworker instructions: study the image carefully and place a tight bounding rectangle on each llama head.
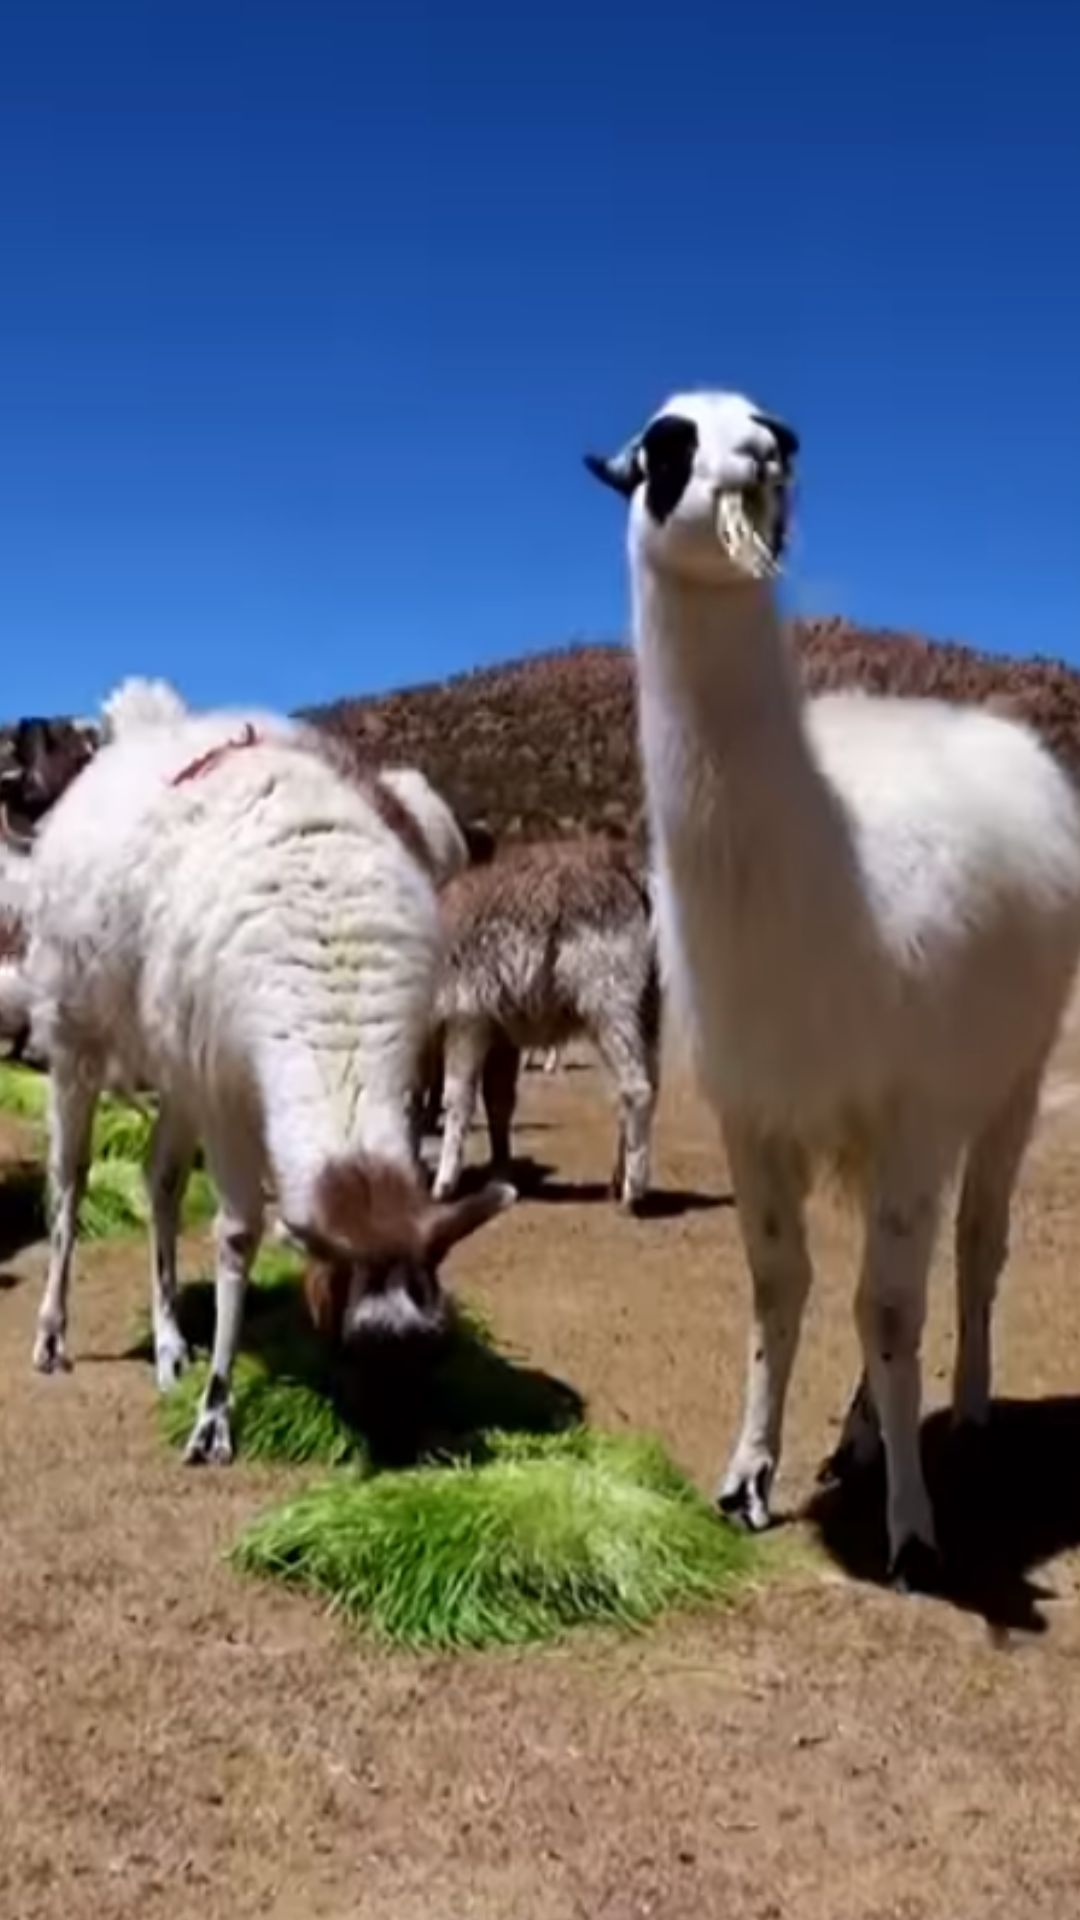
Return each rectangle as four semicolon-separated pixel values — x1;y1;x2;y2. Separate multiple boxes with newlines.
585;391;798;586
290;1158;515;1356
0;717;96;842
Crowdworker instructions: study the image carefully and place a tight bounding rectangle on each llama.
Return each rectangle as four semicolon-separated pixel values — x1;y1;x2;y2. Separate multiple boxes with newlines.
586;389;1080;1587
0;821;32;1035
0;719;96;1056
0;892;29;1053
102;678;471;886
0;716;96;834
24;689;513;1463
430;839;660;1209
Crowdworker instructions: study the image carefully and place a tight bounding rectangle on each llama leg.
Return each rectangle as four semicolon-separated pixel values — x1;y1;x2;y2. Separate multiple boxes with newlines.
423;1047;445;1134
481;1030;520;1181
409;1033;444;1164
147;1103;196;1390
953;1069;1041;1430
717;1126;812;1530
589;1014;657;1211
33;1053;103;1374
818;1372;882;1485
184;1138;263;1465
856;1146;946;1586
432;1022;488;1200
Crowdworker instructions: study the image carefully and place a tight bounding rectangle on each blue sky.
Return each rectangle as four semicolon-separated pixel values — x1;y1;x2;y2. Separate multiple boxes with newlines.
1;0;1078;718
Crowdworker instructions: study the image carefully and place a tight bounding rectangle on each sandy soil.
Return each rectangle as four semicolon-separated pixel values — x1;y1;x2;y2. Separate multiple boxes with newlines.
3;1037;1080;1920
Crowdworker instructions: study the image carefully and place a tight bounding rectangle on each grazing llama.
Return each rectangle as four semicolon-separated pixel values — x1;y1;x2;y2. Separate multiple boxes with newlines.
432;839;660;1209
587;389;1080;1587
24;687;513;1463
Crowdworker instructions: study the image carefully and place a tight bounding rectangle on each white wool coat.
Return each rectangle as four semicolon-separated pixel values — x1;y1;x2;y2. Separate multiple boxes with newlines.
27;715;441;1223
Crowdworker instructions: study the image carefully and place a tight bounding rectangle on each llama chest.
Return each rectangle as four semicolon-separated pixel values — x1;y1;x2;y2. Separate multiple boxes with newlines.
651;850;889;1129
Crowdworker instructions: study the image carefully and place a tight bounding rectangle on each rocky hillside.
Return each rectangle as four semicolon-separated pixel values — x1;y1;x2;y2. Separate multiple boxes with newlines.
7;619;1080;846
310;619;1080;844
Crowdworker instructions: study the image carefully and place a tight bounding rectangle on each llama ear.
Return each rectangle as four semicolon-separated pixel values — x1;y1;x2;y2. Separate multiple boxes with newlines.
421;1182;517;1266
0;801;34;853
749;412;800;466
281;1219;343;1266
584;441;644;498
302;1261;343;1338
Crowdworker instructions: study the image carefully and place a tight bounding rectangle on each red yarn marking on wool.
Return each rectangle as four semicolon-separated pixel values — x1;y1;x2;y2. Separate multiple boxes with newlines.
170;723;262;788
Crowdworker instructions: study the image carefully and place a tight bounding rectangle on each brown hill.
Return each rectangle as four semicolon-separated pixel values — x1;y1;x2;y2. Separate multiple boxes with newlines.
6;621;1080;846
310;619;1080;845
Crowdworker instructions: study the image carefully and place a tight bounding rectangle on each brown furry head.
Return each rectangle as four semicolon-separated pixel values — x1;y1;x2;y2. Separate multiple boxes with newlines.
289;1157;515;1352
0;718;95;836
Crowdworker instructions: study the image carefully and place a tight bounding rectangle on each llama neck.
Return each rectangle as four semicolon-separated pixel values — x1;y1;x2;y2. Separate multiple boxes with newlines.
630;558;867;1001
255;1032;415;1227
632;565;830;861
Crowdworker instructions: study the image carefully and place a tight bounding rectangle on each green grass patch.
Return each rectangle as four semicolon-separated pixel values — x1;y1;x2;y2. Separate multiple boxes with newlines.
156;1245;367;1465
0;1060;216;1240
233;1427;752;1648
0;1060;49;1125
153;1245;582;1469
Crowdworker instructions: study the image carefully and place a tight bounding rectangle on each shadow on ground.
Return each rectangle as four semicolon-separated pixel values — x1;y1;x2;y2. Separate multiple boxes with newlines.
127;1266;585;1469
806;1397;1080;1634
450;1155;729;1218
0;1159;46;1264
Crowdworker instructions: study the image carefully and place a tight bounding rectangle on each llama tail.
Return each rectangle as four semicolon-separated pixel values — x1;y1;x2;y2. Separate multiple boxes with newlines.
100;676;189;741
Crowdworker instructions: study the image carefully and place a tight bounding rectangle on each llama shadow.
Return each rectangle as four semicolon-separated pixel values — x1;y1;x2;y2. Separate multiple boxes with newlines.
531;1179;729;1218
444;1156;557;1197
806;1397;1080;1634
456;1155;729;1217
0;1160;46;1263
126;1263;585;1470
633;1188;734;1220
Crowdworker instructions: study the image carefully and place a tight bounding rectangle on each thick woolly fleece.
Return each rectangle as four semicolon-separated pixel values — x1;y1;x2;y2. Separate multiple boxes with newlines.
27;711;441;1225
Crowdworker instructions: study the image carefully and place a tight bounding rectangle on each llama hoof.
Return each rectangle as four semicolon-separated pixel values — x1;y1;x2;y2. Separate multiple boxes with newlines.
32;1326;70;1375
716;1461;773;1532
888;1535;943;1596
154;1338;191;1391
183;1407;234;1466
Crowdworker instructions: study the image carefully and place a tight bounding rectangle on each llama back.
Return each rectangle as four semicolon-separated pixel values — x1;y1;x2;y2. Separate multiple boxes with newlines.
810;694;1080;1103
28;718;441;1104
438;841;653;1043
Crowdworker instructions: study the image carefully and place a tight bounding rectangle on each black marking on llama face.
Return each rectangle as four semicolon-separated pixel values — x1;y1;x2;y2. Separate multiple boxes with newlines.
640;414;698;524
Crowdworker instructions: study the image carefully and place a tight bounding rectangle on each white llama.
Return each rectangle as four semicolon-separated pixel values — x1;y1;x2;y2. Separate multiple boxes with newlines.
25;688;513;1463
586;390;1080;1588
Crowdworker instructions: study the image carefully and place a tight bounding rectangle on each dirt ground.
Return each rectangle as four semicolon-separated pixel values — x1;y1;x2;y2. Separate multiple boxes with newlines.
3;1029;1080;1920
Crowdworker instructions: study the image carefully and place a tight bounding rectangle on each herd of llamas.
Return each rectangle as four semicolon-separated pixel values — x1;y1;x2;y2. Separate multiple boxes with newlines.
4;386;1080;1595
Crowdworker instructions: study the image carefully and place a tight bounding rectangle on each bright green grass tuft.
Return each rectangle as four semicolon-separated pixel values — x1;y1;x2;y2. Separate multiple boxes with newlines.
0;1060;49;1124
80;1159;217;1241
232;1427;752;1648
0;1060;217;1239
154;1244;579;1470
160;1350;367;1466
157;1244;365;1465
